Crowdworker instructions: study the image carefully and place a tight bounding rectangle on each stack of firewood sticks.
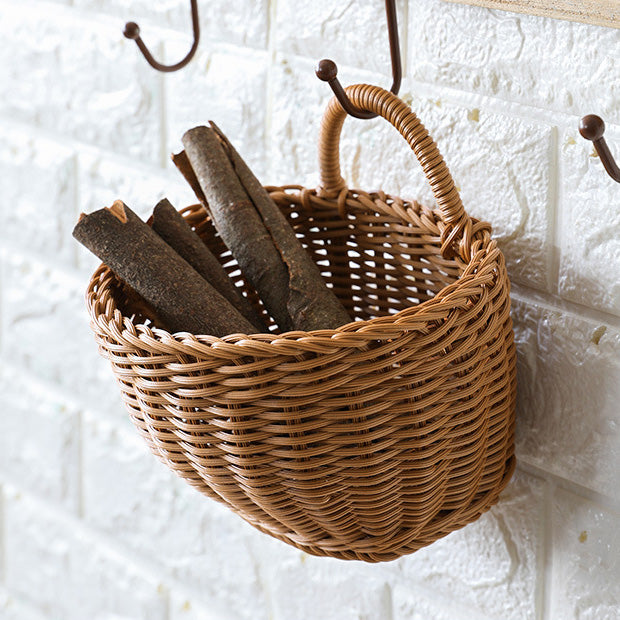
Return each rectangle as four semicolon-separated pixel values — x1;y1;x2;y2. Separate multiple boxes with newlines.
74;122;351;337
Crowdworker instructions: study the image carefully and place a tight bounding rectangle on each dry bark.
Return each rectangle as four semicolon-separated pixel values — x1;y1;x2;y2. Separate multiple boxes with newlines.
181;124;351;332
171;150;207;205
73;200;260;336
151;198;267;330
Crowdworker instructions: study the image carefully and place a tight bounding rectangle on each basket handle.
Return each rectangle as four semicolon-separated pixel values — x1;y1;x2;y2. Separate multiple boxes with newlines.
318;84;471;259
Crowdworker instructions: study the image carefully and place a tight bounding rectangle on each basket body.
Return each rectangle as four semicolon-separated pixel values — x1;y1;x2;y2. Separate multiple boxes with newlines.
87;187;516;562
85;85;516;562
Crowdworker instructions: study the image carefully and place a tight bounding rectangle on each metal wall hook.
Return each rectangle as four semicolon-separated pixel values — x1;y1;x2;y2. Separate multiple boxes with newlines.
579;114;620;184
123;0;200;73
315;0;402;120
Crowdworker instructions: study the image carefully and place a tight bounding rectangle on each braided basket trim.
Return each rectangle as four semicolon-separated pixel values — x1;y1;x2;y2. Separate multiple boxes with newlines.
87;189;502;357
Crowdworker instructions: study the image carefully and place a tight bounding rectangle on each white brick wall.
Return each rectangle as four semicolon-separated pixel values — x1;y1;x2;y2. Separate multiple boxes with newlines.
0;0;618;618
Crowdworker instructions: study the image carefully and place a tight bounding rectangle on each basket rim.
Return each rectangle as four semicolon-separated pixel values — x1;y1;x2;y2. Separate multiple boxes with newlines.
86;186;506;355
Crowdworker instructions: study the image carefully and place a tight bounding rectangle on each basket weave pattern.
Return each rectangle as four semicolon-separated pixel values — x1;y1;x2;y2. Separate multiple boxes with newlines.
86;85;516;562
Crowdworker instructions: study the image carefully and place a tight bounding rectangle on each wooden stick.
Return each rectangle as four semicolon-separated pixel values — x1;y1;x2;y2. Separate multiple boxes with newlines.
209;121;351;330
73;200;260;337
181;127;295;331
171;151;207;205
151;198;267;330
182;125;351;332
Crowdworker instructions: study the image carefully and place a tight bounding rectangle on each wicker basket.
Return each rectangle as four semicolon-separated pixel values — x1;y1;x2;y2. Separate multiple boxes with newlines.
86;84;516;562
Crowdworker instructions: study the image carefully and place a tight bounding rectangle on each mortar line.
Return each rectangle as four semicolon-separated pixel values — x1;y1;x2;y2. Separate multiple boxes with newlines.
383;580;394;620
541;477;554;620
264;0;278;185
161;586;171;620
76;409;85;521
0;249;4;358
403;75;620;131
0;356;120;429
0;483;5;585
547;126;561;295
401;0;410;79
510;285;620;329
517;460;620;514
508;466;553;620
159;39;169;170
71;153;81;267
0;115;181;180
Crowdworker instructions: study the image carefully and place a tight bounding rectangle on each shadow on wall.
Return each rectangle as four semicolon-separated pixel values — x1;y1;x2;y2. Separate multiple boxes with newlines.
512;298;620;498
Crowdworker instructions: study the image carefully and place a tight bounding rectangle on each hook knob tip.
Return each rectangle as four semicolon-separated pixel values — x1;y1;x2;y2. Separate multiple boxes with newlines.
316;59;338;82
123;22;141;40
579;114;605;142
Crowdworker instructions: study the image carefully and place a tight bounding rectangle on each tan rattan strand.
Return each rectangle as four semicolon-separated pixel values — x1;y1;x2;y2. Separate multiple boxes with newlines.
85;85;516;562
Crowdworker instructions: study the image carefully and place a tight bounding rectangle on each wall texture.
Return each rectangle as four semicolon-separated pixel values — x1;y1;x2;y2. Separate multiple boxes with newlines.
0;0;619;618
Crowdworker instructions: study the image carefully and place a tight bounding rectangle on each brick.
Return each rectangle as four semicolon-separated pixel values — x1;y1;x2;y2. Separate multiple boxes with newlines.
0;366;80;512
271;57;554;290
550;489;620;619
78;151;195;218
74;0;268;49
275;0;406;75
512;299;620;500
4;489;167;620
169;592;240;620
348;91;554;291
0;124;77;267
268;554;392;620
269;56;406;187
82;410;198;552
1;254;125;418
0;590;50;620
396;470;544;620
165;46;269;180
82;413;269;620
269;56;343;187
409;0;620;124
0;5;162;164
392;584;496;620
558;126;620;316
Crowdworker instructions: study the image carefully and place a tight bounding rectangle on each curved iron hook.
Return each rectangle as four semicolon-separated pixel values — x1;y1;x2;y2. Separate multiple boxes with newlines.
315;0;401;120
124;0;200;73
579;115;620;184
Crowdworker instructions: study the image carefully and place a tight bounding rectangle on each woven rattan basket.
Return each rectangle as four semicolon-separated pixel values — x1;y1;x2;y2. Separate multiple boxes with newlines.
86;85;516;562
